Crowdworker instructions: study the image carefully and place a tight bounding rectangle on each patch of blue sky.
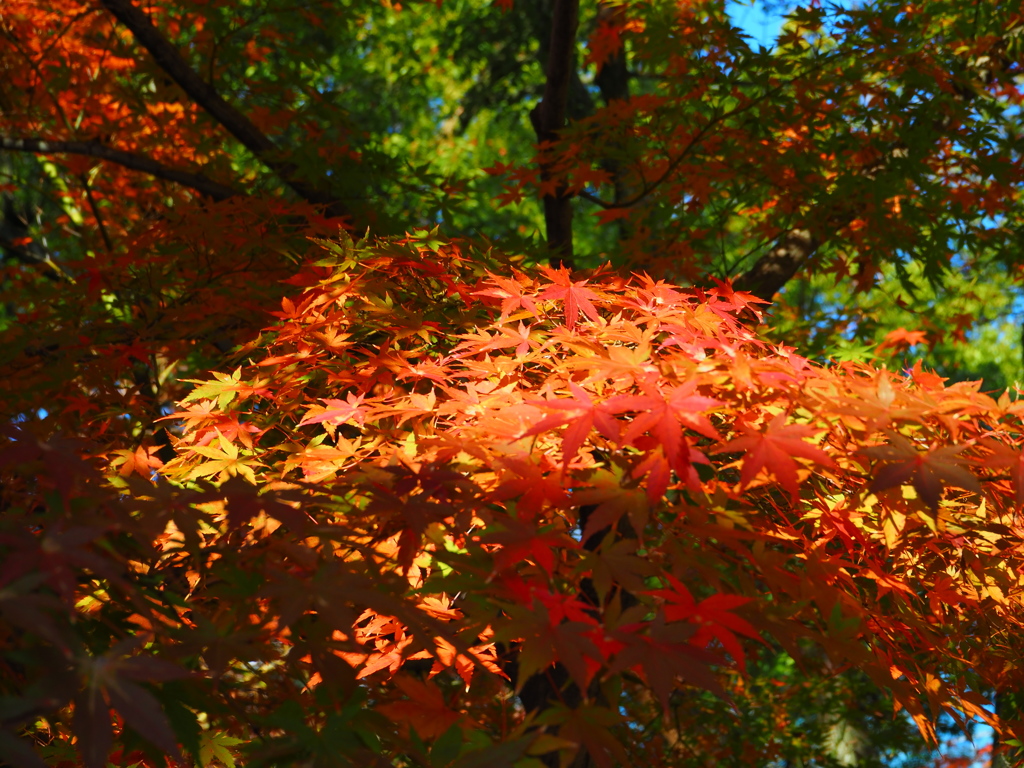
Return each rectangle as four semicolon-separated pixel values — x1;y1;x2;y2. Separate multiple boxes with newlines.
724;0;788;50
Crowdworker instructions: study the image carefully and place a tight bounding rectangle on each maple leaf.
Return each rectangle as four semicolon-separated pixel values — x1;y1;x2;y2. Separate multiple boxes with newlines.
608;617;728;711
705;277;768;319
537;266;602;330
457;321;545;358
571;468;649;543
396;357;451;384
417;595;464;622
474;272;540;318
160;404;263;451
829;370;905;432
429;636;477;688
524;382;622;465
861;431;981;509
108;444;164;480
594;207;633;225
75;643;189;768
878;327;929;351
632;446;673;502
650;575;761;672
182;367;269;410
376;675;468;739
609;378;722;470
0;526;122;609
977;437;1024;506
713;413;835;497
198;731;245;768
159;399;220;431
299;392;369;427
577;537;657;600
208;475;313;533
491;456;573;518
497;321;545;357
187;429;261;483
482;517;577;575
624;272;689;312
539;703;629;768
427;629;507;689
579;340;658;388
357;632;416;679
587;19;625;71
497;596;604;693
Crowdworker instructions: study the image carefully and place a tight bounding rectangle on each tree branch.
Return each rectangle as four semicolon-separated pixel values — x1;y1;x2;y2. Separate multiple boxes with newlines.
530;0;579;267
99;0;351;221
0;136;239;201
732;228;818;302
0;232;63;280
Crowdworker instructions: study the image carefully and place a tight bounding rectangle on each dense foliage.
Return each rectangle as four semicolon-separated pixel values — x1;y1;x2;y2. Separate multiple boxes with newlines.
4;0;1024;766
8;240;1024;767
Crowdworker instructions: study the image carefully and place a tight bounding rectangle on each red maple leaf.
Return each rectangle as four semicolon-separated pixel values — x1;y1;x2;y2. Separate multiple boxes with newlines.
483;518;576;575
537;265;602;330
713;413;835;497
608;618;727;711
608;378;721;473
524;382;622;465
587;19;624;71
376;675;468;739
651;575;760;672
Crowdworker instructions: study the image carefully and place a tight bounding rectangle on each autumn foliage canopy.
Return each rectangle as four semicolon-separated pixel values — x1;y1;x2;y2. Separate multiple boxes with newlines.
4;0;1024;766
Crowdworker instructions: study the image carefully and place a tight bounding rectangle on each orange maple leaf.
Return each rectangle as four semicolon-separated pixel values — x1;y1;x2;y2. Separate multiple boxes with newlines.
878;327;928;351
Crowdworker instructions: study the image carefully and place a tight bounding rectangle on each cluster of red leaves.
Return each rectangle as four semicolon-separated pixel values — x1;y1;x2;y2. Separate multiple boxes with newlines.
0;0;343;454
6;235;1024;766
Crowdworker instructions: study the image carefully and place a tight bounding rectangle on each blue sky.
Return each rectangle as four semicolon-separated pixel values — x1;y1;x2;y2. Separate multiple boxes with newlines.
725;0;788;48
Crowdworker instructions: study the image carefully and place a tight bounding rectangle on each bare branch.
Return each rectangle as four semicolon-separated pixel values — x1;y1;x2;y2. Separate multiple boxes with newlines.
99;0;350;221
0;136;239;201
530;0;579;267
